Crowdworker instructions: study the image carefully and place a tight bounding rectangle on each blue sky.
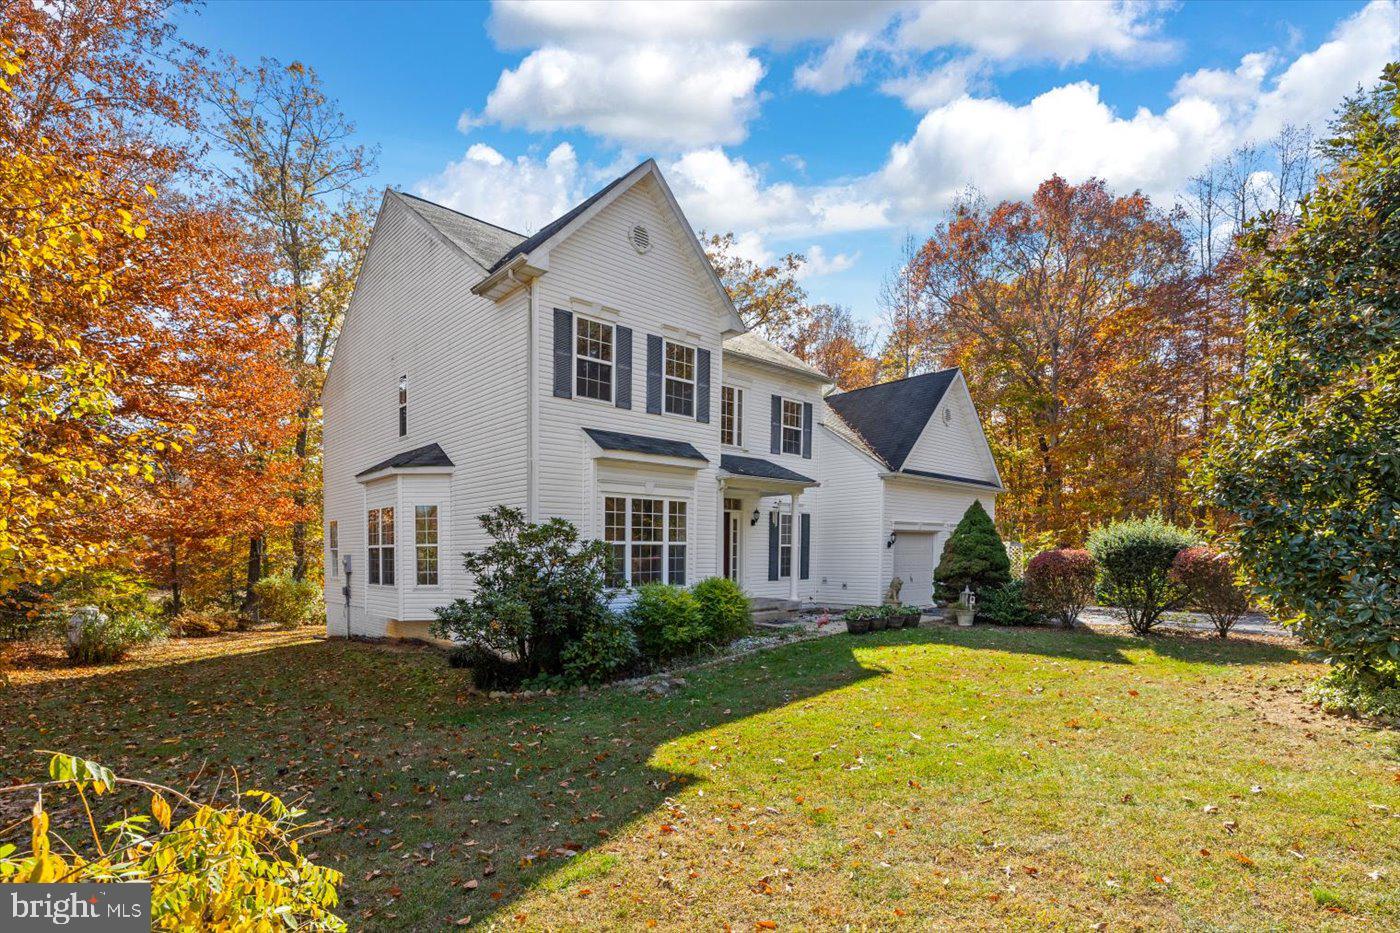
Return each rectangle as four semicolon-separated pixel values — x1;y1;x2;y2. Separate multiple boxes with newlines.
177;1;1398;328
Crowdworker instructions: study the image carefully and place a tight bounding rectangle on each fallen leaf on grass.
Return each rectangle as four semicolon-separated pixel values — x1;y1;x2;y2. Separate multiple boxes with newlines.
1229;852;1256;868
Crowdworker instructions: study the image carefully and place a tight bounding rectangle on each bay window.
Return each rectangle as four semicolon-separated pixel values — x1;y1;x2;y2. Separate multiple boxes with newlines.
367;507;395;586
604;496;688;587
415;505;438;585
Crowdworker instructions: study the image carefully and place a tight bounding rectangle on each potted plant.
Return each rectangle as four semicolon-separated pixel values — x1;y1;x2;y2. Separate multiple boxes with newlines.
842;606;878;635
953;588;977;627
898;604;922;628
871;605;893;631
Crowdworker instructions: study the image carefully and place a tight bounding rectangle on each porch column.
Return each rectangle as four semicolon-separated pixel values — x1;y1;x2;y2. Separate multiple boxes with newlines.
789;491;800;602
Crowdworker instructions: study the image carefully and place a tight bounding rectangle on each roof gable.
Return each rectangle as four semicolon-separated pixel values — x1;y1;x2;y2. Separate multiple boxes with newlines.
824;369;958;470
723;332;830;382
392;190;525;271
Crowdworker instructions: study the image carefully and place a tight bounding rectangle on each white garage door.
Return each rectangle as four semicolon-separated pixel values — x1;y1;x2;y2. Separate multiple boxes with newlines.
892;532;936;607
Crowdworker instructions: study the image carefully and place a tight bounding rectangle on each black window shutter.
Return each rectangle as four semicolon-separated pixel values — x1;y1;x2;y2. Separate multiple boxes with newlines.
799;512;811;580
615;326;632;409
695;348;711;423
801;401;813;459
767;514;779;581
646;334;663;414
553;309;573;399
770;395;781;454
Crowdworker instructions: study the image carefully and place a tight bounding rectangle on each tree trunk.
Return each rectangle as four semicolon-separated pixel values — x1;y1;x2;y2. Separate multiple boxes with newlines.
242;535;264;622
291;408;309;581
169;538;182;617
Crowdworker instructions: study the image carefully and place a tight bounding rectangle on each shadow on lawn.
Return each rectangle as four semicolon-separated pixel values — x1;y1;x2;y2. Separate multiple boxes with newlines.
907;622;1306;668
0;623;1305;928
0;634;891;928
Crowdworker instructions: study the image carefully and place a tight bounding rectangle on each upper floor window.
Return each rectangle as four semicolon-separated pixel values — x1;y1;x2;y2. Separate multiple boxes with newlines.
575;317;613;402
398;376;407;437
603;495;687;588
328;521;339;578
781;398;803;455
664;341;695;417
367;507;395;586
415;505;439;586
721;385;743;446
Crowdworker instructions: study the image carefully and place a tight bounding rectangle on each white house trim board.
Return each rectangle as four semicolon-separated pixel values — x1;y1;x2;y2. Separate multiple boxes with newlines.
322;161;1005;636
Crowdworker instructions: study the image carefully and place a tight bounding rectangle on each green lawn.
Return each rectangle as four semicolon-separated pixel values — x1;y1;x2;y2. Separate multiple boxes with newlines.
3;626;1396;930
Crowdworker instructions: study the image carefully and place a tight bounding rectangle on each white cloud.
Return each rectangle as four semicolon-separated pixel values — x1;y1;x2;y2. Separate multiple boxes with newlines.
895;0;1174;64
797;245;860;278
880;56;983;109
481;43;763;148
794;31;872;94
414;143;585;234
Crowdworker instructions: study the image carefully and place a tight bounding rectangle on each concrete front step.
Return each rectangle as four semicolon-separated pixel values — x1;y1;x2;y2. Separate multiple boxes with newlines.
750;598;803;629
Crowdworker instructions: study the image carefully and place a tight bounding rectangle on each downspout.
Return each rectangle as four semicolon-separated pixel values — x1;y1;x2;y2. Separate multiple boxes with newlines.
523;272;538;523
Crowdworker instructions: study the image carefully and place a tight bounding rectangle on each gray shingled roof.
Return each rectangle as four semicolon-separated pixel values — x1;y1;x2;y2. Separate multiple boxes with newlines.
719;454;815;484
583;428;707;462
722;332;830;381
356;442;454;478
824;369;959;470
394;191;525;270
488;164;642;273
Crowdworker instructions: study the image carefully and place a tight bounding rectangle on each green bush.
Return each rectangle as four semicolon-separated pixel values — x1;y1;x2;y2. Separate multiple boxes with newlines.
627;583;709;664
1305;664;1400;724
433;507;611;679
1087;516;1198;634
67;610;164;665
251;573;322;629
449;642;529;692
560;613;639;685
979;580;1045;627
934;501;1012;601
692;576;751;643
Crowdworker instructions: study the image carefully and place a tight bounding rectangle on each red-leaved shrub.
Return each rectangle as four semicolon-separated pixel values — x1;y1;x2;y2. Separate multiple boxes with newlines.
1170;547;1249;637
1023;549;1096;628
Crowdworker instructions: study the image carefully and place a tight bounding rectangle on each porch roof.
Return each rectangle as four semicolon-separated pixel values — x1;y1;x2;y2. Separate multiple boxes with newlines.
582;428;708;462
719;454;816;486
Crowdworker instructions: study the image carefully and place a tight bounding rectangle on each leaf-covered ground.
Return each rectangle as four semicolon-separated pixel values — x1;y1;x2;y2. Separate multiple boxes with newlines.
2;626;1396;930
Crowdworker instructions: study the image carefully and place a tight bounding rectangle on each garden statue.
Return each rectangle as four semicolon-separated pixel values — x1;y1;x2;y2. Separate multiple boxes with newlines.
885;576;903;605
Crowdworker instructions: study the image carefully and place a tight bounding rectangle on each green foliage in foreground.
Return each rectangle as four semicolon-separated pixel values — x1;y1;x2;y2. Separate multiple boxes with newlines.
1196;65;1400;685
0;753;343;930
1088;516;1198;634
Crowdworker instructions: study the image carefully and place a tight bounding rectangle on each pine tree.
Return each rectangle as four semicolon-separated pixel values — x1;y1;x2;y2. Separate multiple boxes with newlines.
934;501;1012;601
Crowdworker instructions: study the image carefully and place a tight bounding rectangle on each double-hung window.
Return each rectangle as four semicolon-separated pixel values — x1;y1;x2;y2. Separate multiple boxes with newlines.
664;341;695;417
781;398;803;455
328;521;339;578
367;507;395;586
575;317;613;402
603;496;687;587
777;512;793;578
721;385;742;446
415;505;438;586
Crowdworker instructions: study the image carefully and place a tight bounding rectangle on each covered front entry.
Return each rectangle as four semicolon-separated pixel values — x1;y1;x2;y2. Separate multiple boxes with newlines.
892;531;937;607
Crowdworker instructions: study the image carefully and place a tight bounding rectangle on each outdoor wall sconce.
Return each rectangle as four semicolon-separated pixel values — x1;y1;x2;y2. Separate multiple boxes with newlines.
750;508;761;526
886;531;897;548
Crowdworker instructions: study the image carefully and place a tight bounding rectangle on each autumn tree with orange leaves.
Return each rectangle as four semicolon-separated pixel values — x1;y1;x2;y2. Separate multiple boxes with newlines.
1;0;300;621
912;177;1196;544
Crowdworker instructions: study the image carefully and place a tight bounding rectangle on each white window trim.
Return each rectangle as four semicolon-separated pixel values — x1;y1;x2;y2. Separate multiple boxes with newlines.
781;397;803;456
328;521;339;578
604;495;688;588
367;506;396;587
721;385;743;447
575;314;615;403
663;339;697;419
414;504;440;587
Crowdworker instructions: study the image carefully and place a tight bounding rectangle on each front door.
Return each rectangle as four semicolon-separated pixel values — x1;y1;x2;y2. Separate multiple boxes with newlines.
722;498;742;582
893;531;936;607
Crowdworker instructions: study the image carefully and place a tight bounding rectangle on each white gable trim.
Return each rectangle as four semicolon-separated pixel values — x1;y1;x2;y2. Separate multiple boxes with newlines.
472;161;746;335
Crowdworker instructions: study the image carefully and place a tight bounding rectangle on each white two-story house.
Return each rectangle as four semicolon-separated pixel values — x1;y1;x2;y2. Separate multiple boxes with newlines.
321;160;1003;640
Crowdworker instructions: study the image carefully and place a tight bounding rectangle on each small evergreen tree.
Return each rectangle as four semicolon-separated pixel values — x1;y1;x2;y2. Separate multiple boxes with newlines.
934;501;1011;600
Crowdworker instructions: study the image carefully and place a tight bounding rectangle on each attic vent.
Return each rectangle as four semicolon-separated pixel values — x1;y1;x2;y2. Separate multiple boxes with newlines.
942;408;953;426
628;224;651;254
